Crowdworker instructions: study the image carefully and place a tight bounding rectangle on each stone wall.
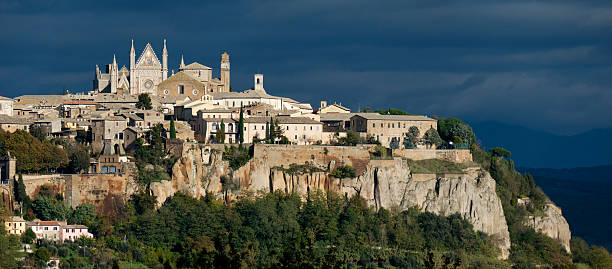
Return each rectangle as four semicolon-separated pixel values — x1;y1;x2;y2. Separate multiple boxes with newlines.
21;173;137;211
22;174;66;199
393;149;473;163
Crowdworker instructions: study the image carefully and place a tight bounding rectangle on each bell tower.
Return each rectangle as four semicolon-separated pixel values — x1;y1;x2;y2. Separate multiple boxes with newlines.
220;52;230;92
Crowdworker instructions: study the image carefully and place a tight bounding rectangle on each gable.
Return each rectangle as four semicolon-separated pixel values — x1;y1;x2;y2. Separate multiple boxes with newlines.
135;43;161;69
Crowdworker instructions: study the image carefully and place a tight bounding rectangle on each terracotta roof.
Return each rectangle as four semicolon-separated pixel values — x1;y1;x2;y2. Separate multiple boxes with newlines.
160;72;205;87
38;221;61;226
320;113;358;122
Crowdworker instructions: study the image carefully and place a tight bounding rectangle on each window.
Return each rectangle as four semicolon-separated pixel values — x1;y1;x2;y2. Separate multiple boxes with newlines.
310;126;313;130
193;89;198;95
372;123;375;128
294;135;297;139
253;126;257;130
179;85;185;94
380;123;383;127
286;126;289;130
398;122;401;128
164;89;169;95
392;123;394;128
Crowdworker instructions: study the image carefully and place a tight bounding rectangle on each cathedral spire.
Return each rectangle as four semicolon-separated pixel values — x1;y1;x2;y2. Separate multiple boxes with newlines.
113;54;117;68
180;54;185;69
162;39;168;80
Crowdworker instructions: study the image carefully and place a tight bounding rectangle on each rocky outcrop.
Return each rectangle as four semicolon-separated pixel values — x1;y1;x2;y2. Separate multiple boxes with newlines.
151;144;227;206
150;144;578;260
260;159;511;259
526;204;572;253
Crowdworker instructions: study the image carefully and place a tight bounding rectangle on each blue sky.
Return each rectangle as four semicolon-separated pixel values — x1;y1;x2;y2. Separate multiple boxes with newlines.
1;0;611;135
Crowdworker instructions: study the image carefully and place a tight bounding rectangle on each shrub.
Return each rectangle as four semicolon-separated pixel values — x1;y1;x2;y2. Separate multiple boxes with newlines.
330;165;356;178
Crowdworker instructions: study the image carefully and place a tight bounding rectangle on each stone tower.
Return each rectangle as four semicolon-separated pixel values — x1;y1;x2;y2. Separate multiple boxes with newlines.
129;39;135;93
162;39;168;80
220;52;230;92
110;54;118;93
254;74;264;91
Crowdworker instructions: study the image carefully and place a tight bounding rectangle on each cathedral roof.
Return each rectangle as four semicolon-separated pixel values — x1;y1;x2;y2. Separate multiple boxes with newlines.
182;62;212;70
161;72;206;87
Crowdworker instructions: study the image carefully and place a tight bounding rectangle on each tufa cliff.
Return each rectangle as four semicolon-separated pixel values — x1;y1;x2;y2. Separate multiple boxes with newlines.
152;144;513;258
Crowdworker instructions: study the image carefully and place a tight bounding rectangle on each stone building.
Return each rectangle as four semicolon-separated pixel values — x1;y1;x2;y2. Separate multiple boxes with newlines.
59;100;99;118
349;113;437;148
0;115;31;133
3;216;26;235
0;96;14;116
91;116;128;154
318;101;350;114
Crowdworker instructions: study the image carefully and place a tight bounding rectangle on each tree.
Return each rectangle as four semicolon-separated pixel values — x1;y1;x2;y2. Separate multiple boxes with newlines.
71;204;96;226
422;127;443;148
403;126;420;149
14;174;30;210
375;108;414;115
437;118;475;146
330;165;356;179
136;93;153;110
238;107;244;144
66;142;89;173
338;130;360;146
29;125;46;141
169;117;177;140
489;147;511;159
21;228;36;244
214;120;226;144
35;247;51;263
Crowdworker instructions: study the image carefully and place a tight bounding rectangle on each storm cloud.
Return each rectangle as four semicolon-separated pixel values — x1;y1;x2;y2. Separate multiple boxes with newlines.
1;0;611;134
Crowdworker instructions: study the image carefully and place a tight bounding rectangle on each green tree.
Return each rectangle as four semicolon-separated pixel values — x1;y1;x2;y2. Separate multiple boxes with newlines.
35;247;51;263
214;120;226;144
437;118;475;146
422;127;443;148
489;147;511;159
71;204;96;226
136;93;153;110
0;228;20;268
403;126;420;149
330;165;356;178
29;125;47;141
587;246;612;269
21;228;36;244
66;142;90;173
375;108;414;115
32;195;71;221
338;130;361;146
169;117;177;139
14;174;30;210
238;107;244;144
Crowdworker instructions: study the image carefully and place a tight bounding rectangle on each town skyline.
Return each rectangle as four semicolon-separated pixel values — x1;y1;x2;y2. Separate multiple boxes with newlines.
1;1;611;135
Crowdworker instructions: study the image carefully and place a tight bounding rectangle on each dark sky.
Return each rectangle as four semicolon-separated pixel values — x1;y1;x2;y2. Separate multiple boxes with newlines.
1;0;611;135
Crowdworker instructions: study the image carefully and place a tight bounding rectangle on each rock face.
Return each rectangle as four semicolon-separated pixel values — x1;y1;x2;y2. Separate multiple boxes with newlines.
526;204;572;253
150;144;576;260
151;144;511;258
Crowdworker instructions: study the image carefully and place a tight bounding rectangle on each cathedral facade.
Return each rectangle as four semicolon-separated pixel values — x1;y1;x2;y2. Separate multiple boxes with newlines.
94;40;230;97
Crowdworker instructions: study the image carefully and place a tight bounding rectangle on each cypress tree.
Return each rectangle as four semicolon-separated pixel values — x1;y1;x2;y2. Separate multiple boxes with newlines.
169;117;177;139
238;107;244;144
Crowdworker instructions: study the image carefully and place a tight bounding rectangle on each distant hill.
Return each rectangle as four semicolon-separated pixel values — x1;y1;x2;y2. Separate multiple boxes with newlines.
470;121;612;168
522;165;612;182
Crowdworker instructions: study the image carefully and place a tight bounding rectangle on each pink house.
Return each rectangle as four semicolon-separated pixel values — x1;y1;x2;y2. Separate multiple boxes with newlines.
60;225;93;242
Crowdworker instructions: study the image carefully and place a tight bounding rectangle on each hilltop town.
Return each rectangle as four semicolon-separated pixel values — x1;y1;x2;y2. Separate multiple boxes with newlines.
0;41;607;268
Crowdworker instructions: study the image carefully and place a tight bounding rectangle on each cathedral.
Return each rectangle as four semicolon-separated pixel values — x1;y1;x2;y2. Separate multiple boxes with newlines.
93;40;230;96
